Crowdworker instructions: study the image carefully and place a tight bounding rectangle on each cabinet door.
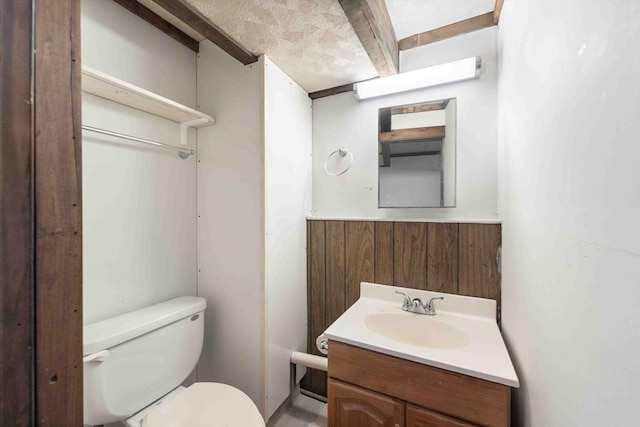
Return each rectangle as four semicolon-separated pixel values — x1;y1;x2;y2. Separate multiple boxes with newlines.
406;404;475;427
328;379;404;427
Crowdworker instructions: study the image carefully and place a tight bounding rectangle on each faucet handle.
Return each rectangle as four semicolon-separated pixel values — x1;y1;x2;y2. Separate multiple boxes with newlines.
395;290;412;310
425;296;444;314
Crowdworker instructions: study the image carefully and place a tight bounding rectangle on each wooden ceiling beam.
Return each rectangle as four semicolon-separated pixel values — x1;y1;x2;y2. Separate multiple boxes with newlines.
309;77;378;100
390;102;445;115
112;0;199;52
149;0;258;64
390;150;441;158
379;126;445;143
338;0;399;76
313;0;510;99
309;82;355;100
399;12;494;51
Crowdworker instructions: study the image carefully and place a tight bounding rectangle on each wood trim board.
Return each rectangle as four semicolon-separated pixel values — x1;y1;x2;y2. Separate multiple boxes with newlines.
1;0;35;424
149;0;258;65
112;0;199;52
309;82;354;100
390;102;446;114
308;77;378;100
2;0;83;424
338;0;399;76
399;12;495;51
306;220;328;396
379;126;446;143
326;221;346;327
33;0;84;424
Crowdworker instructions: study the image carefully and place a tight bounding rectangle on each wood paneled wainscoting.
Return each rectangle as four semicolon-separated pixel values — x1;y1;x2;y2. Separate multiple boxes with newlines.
301;219;501;397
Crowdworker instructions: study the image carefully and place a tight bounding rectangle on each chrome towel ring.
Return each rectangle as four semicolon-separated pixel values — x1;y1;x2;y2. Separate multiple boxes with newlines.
324;147;353;176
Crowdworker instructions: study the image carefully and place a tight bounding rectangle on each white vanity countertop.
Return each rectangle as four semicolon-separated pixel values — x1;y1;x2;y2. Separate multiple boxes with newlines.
306;216;501;224
323;282;520;388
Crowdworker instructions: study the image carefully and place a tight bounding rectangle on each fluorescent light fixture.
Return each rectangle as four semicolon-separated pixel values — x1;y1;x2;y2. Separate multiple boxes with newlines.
353;56;481;101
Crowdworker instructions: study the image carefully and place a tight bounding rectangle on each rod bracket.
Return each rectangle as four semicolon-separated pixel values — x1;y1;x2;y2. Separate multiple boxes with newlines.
180;118;209;146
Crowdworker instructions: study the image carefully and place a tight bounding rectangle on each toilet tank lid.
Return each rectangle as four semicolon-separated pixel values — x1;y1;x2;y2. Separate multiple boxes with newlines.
83;296;207;356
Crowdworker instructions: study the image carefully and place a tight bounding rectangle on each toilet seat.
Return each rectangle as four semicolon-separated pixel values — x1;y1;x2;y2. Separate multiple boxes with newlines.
143;382;265;427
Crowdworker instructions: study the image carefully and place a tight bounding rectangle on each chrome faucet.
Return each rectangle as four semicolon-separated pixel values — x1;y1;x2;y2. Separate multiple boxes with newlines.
423;296;445;315
395;291;444;316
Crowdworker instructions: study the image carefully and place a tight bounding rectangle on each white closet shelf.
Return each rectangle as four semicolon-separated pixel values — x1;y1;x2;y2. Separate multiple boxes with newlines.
81;65;214;144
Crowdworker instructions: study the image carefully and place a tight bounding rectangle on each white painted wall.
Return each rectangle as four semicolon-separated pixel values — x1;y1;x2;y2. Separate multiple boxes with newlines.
312;28;497;220
391;110;444;129
81;0;197;325
82;0;196;106
498;1;640;425
402;27;497;73
196;41;264;411
263;57;312;419
196;49;311;420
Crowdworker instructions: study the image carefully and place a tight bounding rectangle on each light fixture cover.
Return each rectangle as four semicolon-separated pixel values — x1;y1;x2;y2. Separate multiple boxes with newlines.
354;56;481;101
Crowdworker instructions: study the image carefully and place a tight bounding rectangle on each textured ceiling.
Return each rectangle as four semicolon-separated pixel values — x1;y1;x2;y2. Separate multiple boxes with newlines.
183;0;379;92
165;0;496;93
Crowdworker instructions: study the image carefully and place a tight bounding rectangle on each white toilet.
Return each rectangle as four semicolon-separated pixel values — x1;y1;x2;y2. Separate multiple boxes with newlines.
83;296;265;427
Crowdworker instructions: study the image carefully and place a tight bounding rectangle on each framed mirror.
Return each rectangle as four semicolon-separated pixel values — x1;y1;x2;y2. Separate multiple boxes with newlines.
378;98;456;208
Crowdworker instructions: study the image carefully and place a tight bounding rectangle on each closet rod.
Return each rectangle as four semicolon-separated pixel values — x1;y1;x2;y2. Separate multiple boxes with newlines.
82;125;195;159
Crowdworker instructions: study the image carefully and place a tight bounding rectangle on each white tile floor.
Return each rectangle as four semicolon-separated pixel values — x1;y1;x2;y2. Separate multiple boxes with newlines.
268;394;327;427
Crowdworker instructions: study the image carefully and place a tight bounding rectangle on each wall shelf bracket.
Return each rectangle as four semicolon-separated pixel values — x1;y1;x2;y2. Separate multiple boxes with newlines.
180;117;209;145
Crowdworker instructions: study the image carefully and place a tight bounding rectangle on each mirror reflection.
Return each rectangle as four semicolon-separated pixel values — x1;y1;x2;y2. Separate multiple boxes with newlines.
378;98;456;208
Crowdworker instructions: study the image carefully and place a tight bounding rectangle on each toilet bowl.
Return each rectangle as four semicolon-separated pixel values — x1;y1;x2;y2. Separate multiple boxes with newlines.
128;383;264;427
83;296;265;426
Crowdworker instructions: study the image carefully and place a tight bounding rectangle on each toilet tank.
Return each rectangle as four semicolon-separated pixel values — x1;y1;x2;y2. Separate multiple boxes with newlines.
83;296;207;426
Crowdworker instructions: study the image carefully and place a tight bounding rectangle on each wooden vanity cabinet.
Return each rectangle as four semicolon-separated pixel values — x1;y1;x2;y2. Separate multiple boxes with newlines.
327;341;511;427
328;379;405;427
406;405;475;427
328;379;472;427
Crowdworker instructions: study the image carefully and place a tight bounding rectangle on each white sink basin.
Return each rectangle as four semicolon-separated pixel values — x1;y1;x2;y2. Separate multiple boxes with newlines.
323;284;520;387
364;313;471;349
